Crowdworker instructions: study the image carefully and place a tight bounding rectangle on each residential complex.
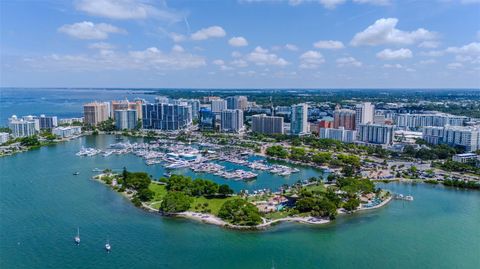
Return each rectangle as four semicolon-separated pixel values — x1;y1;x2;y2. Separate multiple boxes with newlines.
395;113;467;130
251;114;284;135
220;109;244;133
38;115;58;130
226;96;248;110
114;110;138;130
333;108;356;130
358;123;394;146
355;102;375;130
290;103;309;135
211;99;227;114
423;125;480;152
0;132;9;144
52;126;82;138
8;116;37;138
83;102;110;126
319;127;357;143
142;102;192;131
199;108;216;131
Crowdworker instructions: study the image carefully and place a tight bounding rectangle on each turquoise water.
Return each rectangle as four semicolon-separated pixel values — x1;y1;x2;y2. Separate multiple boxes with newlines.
1;135;479;268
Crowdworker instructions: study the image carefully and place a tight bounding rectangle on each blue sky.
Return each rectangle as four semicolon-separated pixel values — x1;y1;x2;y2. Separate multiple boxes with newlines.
1;0;479;88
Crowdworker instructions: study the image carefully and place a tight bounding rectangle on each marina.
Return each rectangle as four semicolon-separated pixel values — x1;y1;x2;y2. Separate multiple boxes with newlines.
74;140;302;181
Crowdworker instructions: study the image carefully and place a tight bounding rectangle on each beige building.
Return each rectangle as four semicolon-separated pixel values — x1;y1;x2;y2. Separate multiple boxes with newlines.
83;102;109;126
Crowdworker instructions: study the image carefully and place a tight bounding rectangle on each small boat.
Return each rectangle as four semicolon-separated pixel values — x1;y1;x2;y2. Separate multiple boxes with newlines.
74;227;80;245
405;195;414;201
73;172;80;176
105;239;111;252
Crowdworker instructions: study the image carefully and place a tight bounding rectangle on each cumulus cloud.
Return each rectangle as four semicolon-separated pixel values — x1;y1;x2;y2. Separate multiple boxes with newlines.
351;18;437;46
336;57;362;67
88;42;115;50
376;48;413;60
169;32;186;43
318;0;347;9
418;41;440;48
191;26;226;40
352;0;390;5
299;50;325;69
212;59;225;65
447;62;463;69
285;44;299;51
246;46;289;66
228;36;248;47
445;42;480;64
25;47;206;71
313;40;345;49
76;0;183;22
230;59;249;67
171;45;185;53
58;21;126;40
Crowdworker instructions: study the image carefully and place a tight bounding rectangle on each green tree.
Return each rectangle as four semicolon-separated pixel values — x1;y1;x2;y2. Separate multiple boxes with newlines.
218;199;262;226
160;192;193;213
343;198;360;212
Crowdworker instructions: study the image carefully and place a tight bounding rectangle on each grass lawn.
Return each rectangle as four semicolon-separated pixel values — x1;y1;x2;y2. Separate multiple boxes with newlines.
190;196;236;215
264;210;290;220
303;183;326;193
148;183;167;201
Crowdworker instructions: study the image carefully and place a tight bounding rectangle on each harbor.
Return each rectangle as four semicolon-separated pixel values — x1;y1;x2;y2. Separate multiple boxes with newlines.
75;139;302;181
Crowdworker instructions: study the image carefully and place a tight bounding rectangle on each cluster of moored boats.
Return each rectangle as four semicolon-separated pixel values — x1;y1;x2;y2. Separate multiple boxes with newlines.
75;140;301;181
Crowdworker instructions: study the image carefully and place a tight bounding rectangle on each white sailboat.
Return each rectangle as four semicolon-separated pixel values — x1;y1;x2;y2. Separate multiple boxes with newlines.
105;238;111;252
74;227;80;245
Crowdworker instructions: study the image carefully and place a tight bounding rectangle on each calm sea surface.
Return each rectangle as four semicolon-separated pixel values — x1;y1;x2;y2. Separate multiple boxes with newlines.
0;88;479;268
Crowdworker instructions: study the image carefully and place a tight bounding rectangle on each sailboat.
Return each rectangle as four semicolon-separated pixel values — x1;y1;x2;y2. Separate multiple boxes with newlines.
74;228;80;245
105;238;111;252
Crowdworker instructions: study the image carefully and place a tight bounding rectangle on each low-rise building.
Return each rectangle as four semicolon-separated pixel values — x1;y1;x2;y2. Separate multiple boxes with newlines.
452;153;479;164
0;132;10;144
52;126;82;138
319;127;357;143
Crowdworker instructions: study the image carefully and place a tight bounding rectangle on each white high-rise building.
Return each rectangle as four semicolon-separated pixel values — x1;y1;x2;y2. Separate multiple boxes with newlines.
358;123;394;145
114;109;138;130
8;115;38;138
251;114;284;135
395;113;467;130
423;125;480;152
290;103;309;135
355;102;375;130
319;127;357;143
211;99;227;114
220;109;244;133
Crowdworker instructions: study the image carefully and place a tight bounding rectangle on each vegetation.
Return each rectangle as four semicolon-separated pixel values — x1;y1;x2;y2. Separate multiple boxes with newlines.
97;118;116;132
433;160;480;175
442;179;480;190
19;136;41;147
403;143;461;160
218;198;262;226
160;192;193;213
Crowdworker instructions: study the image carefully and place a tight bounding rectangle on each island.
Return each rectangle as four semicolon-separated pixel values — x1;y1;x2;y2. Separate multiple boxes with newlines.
94;168;392;229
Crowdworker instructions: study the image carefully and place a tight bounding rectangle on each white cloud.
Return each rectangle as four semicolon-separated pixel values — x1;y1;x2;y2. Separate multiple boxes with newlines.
352;0;391;5
26;47;206;71
313;40;345;49
319;0;346;9
447;62;463;69
418;41;440;48
228;36;248;47
246;46;289;66
88;42;115;50
232;51;242;58
351;18;437;46
212;59;225;65
383;63;403;69
420;50;445;57
418;59;436;65
446;42;480;64
191;26;226;41
169;32;186;43
171;45;185;53
76;0;183;22
58;21;126;40
285;44;299;51
230;59;249;67
446;42;480;55
299;50;325;69
376;48;413;60
336;57;362;67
